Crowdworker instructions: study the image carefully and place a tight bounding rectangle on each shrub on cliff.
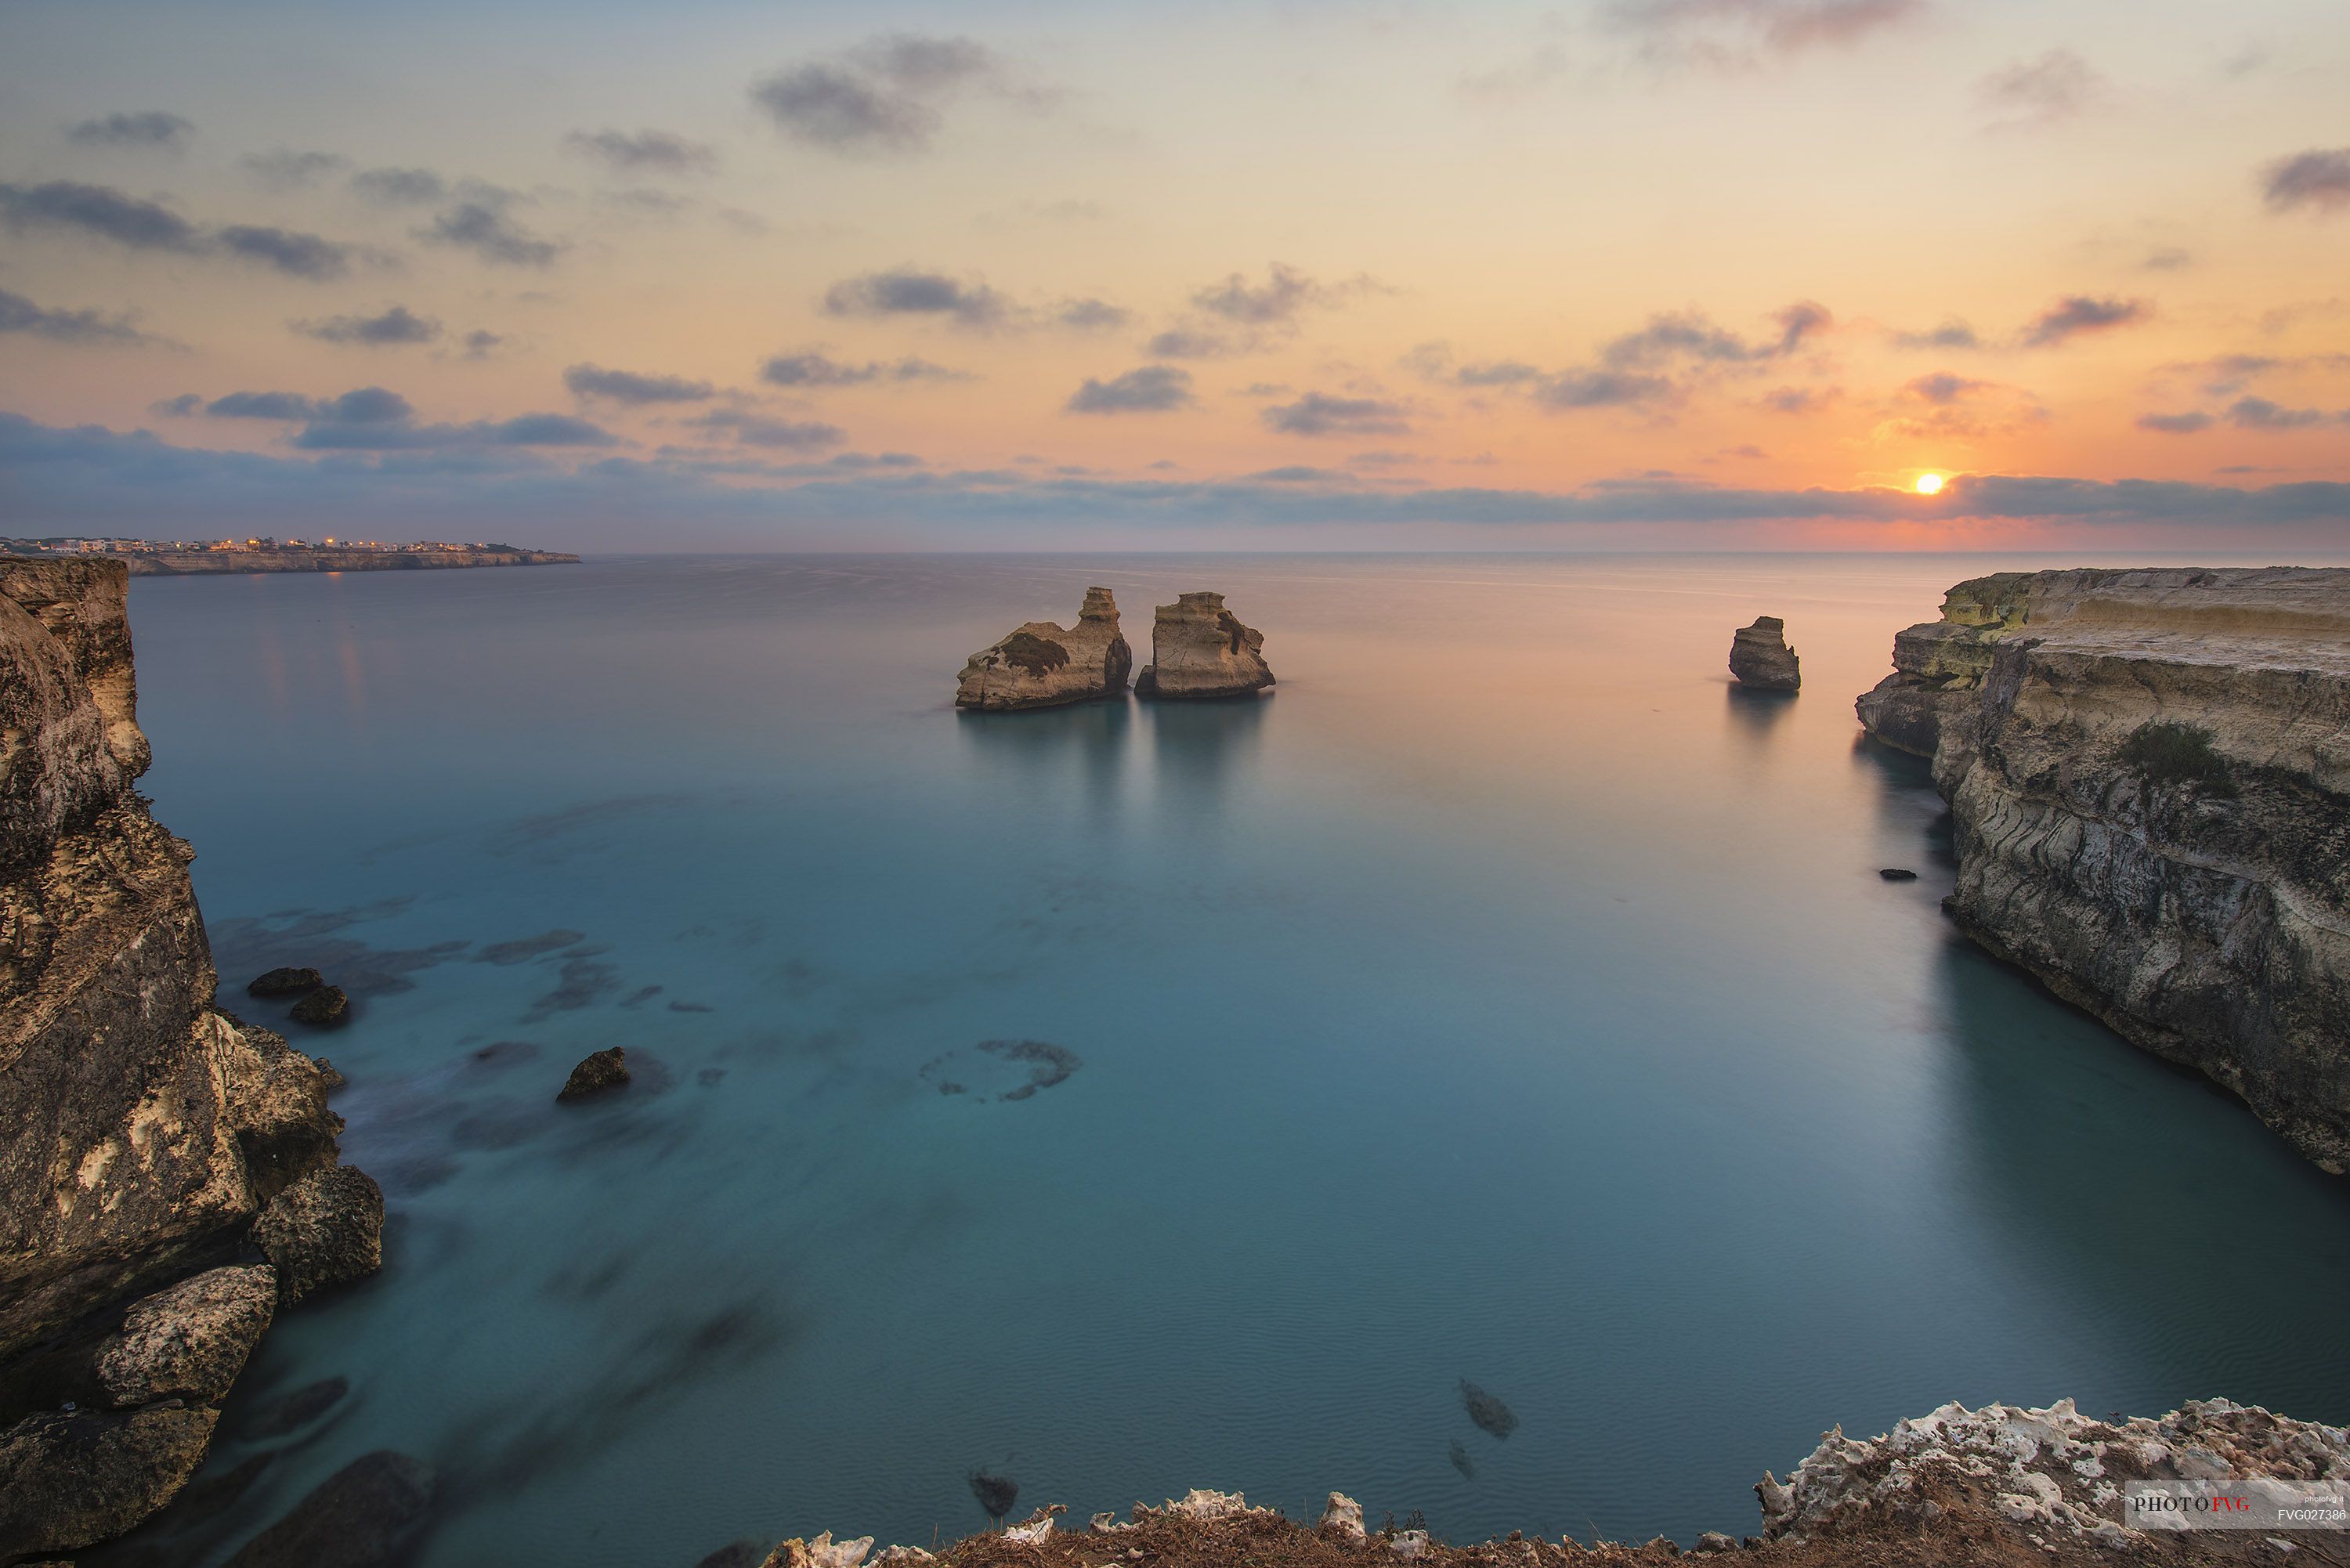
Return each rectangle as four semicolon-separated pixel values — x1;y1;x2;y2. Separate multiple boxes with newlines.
2118;721;2237;797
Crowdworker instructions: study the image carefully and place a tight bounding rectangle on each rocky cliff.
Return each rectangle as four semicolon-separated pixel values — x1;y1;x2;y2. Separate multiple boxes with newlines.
0;556;380;1558
1728;616;1800;691
1856;567;2350;1172
956;587;1134;710
1134;592;1273;700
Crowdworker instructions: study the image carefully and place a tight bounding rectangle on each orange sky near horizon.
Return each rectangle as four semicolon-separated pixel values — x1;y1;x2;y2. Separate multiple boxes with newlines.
2;0;2347;549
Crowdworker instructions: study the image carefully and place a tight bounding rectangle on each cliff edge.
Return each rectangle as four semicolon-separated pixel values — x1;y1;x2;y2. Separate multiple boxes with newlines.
0;557;380;1558
1856;567;2350;1172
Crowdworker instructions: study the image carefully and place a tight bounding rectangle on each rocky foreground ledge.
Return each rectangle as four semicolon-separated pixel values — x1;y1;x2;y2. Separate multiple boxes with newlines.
1856;567;2350;1174
722;1400;2346;1568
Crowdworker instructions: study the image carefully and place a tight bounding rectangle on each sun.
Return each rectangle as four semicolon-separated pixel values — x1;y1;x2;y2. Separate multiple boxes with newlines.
1914;472;1947;496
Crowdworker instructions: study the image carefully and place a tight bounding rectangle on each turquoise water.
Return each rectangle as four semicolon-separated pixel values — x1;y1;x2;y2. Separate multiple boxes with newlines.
114;555;2350;1564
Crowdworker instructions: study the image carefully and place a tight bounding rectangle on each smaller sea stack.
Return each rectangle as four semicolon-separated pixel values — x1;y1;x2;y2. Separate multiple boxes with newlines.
955;587;1133;711
1134;592;1273;700
1728;616;1800;691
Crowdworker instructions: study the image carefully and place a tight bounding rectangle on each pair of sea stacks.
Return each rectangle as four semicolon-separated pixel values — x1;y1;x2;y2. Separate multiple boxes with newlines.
954;588;1273;710
1729;616;1800;691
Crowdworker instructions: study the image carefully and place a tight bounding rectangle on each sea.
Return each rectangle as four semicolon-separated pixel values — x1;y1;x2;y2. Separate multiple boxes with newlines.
103;553;2350;1565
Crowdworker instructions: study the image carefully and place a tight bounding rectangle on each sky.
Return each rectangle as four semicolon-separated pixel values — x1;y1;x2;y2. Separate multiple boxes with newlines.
2;0;2347;551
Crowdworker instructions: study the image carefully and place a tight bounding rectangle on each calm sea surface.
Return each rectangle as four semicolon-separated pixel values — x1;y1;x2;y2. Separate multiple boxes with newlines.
112;554;2350;1564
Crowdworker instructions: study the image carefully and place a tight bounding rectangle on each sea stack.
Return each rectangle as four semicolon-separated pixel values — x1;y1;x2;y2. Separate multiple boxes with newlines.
1855;567;2350;1172
954;587;1133;710
1134;592;1274;700
1728;616;1800;691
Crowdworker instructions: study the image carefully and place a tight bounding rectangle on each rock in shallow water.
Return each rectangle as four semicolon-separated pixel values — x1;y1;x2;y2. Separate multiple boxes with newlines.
955;587;1133;710
1728;615;1801;691
0;1402;219;1560
251;1165;384;1306
247;966;324;998
96;1264;278;1407
558;1046;631;1101
1134;591;1273;700
222;1448;435;1568
288;985;349;1028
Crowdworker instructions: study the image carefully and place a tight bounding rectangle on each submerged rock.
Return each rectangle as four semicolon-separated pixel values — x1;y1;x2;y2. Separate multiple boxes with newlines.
1728;616;1801;691
1459;1378;1518;1439
240;1375;350;1439
967;1469;1018;1520
1134;592;1273;700
1878;868;1918;882
288;985;350;1028
1854;566;2350;1172
955;587;1133;710
0;1402;219;1561
247;966;324;998
250;1165;384;1306
96;1265;278;1407
558;1046;630;1101
222;1448;435;1568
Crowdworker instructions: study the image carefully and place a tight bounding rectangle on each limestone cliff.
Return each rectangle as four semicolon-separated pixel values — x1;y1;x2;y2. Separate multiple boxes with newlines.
955;587;1133;711
0;557;376;1556
1134;592;1273;700
1856;567;2350;1172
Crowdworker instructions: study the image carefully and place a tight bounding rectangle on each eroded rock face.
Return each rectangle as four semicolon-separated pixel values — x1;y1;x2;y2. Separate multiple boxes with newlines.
2;558;352;1357
1856;567;2350;1172
251;1164;385;1305
1134;592;1273;700
0;1401;219;1560
1727;616;1800;691
955;587;1133;710
96;1264;277;1406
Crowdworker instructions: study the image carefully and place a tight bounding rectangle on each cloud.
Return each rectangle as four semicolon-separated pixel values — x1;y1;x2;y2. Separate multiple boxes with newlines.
1262;391;1411;436
2142;247;2193;272
0;287;159;347
1977;49;2102;128
681;410;845;449
1145;328;1238;359
0;180;353;277
2228;396;2343;431
1610;0;1923;65
1904;372;1987;404
462;329;505;359
1602;304;1828;368
2020;294;2150;348
241;149;350;191
0;179;203;251
1056;298;1131;330
1760;385;1838;414
2136;410;2213;434
292;396;616;450
1893;319;1981;351
2261;148;2350;214
562;128;718;175
1191;262;1379;326
757;351;967;387
350;167;447;205
750;34;1034;157
66;111;193;150
821;269;1007;327
1066;366;1195;414
563;363;717;404
419;196;562;267
1532;368;1675;408
293;304;440;345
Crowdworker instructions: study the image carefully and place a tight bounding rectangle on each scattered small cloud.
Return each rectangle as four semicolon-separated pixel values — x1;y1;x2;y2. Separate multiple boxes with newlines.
349;166;448;205
1904;372;1987;404
0;180;354;277
1533;368;1675;409
821;268;1008;327
215;224;352;279
66;110;193;150
565;363;717;404
1056;298;1131;330
2228;396;2344;431
1760;385;1839;414
1262;390;1411;436
2136;410;2214;434
2142;247;2193;272
1893;319;1981;351
1977;49;2102;129
2261;148;2350;215
241;149;349;191
2021;294;2150;348
758;350;967;387
683;410;846;449
462;329;505;359
1609;0;1925;68
1191;262;1381;325
419;193;562;267
0;287;161;347
1066;365;1195;414
562;128;718;175
751;34;1046;157
293;304;440;345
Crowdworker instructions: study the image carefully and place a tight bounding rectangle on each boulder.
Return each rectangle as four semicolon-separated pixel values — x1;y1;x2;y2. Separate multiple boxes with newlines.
288;985;350;1028
1134;592;1273;700
96;1264;278;1406
1728;616;1800;691
247;967;324;998
250;1165;384;1306
558;1046;630;1101
955;587;1133;710
0;1402;219;1561
1318;1493;1367;1546
222;1448;435;1568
